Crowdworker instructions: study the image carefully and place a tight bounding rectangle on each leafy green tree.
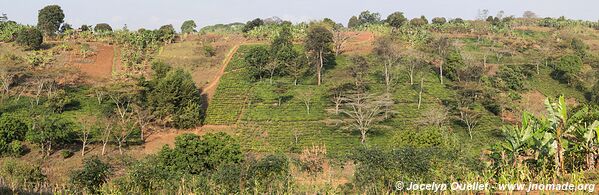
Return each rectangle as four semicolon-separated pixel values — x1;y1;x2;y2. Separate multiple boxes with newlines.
94;23;112;32
15;28;43;50
158;133;242;174
80;24;91;31
244;45;271;80
444;50;465;81
410;17;427;27
148;69;201;128
70;156;111;194
357;10;381;26
431;17;447;25
386;12;407;28
26;113;75;156
305;25;333;86
242;18;264;33
348;16;359;28
37;5;64;36
553;54;582;84
158;24;176;44
181;20;197;34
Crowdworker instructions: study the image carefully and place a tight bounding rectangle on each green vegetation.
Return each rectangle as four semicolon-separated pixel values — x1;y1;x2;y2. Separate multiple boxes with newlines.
1;5;599;194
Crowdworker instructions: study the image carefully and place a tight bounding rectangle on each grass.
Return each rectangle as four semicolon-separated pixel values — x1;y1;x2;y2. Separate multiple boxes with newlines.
528;67;587;101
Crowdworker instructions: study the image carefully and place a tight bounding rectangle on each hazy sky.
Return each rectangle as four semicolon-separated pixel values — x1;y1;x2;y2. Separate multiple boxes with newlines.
1;0;598;31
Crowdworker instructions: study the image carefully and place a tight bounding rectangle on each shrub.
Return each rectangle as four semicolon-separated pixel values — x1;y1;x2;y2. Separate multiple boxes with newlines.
444;50;465;81
203;44;216;57
431;17;447;25
15;28;43;50
553;55;582;84
70;156;111;194
8;140;24;156
0;158;46;190
0;114;28;143
247;154;290;193
158;133;243;174
60;149;73;159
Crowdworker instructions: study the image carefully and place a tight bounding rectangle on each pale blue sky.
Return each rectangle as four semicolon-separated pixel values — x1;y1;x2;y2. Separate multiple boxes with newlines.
1;0;598;31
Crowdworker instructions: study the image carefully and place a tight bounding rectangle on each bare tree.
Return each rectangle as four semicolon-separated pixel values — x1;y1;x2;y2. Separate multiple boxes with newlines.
0;66;16;100
418;107;448;128
431;36;451;85
298;90;313;114
459;108;481;139
406;57;423;86
78;116;97;156
332;29;354;56
113;120;135;155
339;93;388;144
100;118;113;156
374;36;401;92
132;104;153;141
329;84;352;114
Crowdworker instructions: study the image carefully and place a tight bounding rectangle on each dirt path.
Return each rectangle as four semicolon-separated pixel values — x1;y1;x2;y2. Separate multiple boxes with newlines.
201;45;240;100
74;43;115;79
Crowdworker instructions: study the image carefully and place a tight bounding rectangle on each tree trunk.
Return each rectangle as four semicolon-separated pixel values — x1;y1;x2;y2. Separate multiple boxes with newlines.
317;50;323;86
102;140;108;156
418;78;423;110
440;63;444;85
360;130;367;144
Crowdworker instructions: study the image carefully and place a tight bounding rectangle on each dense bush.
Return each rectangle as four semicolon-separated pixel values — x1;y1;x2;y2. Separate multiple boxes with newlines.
0;158;46;190
70;156;111;194
94;23;112;33
0;21;26;42
444;50;465;81
147;68;202;128
158;133;242;174
15;28;43;50
552;54;582;84
0;114;28;156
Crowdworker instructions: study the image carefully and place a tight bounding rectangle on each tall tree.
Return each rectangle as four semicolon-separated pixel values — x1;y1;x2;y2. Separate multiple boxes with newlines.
37;5;64;36
386;12;408;28
305;25;333;86
348;16;359;28
374;36;401;92
181;20;197;34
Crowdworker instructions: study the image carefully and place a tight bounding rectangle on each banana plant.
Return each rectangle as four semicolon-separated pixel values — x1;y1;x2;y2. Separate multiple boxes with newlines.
500;112;535;167
544;95;582;176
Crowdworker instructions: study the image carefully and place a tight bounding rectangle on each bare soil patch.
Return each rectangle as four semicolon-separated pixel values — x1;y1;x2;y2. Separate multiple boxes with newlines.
72;43;114;80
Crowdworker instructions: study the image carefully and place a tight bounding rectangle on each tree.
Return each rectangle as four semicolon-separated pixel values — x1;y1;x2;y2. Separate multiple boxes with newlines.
181;20;197;34
37;5;64;36
286;53;308;85
70;156;111;194
357;11;381;26
158;24;176;44
304;25;333;86
523;11;538;19
94;23;112;33
349;56;370;91
80;24;91;31
332;27;352;56
77;116;96;156
242;18;264;33
148;69;202;128
431;17;447;25
386;12;408;28
26;113;75;156
297;89;313;114
374;36;401;92
444;49;465;81
348;16;359;28
430;36;451;84
339;93;388;144
458;108;481;139
245;46;271;80
410;17;427;27
15;28;43;50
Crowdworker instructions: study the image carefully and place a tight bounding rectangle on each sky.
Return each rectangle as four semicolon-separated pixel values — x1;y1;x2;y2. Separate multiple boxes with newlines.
1;0;598;31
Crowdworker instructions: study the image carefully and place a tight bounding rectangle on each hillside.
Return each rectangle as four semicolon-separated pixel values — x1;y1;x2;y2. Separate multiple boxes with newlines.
1;6;599;194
